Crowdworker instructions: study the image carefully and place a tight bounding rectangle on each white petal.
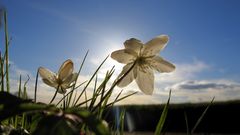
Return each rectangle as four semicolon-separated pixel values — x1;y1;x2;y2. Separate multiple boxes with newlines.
58;59;74;80
111;49;136;64
117;64;135;87
143;35;169;57
38;67;58;88
147;56;175;73
124;38;144;54
62;73;78;87
135;67;154;95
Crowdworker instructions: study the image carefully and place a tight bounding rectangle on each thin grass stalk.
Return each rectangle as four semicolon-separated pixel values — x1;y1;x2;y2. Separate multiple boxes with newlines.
89;68;114;110
100;72;108;101
67;51;88;107
98;90;112;118
191;97;215;134
84;89;88;108
73;56;109;106
184;111;189;135
0;52;4;91
100;67;114;101
93;75;98;95
18;75;22;97
22;113;26;129
154;90;171;135
88;75;98;109
4;11;10;93
119;109;125;135
75;96;98;107
106;91;137;108
23;75;30;99
65;94;69;108
95;68;115;117
49;86;60;104
34;69;39;102
71;91;78;107
14;116;18;128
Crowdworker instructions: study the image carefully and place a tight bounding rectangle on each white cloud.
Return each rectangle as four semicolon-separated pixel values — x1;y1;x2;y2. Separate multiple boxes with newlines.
155;60;209;85
7;59;240;104
166;79;240;102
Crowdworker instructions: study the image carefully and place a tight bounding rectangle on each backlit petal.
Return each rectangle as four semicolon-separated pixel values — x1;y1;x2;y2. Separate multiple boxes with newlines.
111;49;136;64
42;78;58;88
117;64;135;87
135;67;154;95
58;59;73;80
61;73;78;87
124;38;143;54
147;56;175;73
38;67;58;87
143;35;169;57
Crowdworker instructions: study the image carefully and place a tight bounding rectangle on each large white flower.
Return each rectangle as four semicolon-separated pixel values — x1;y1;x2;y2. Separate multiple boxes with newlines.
111;35;175;95
39;59;78;94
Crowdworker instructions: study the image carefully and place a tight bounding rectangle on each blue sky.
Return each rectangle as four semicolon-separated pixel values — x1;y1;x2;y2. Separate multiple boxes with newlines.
1;0;240;104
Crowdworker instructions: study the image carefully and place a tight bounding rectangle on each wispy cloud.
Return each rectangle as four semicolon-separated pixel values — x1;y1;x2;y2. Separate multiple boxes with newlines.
155;60;209;85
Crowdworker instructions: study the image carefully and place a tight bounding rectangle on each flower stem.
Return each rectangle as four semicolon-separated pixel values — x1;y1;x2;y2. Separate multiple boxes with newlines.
49;86;59;104
34;69;39;102
4;11;10;93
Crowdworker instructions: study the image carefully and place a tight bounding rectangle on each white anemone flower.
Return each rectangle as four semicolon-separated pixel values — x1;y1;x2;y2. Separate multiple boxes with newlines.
39;59;78;94
111;35;175;95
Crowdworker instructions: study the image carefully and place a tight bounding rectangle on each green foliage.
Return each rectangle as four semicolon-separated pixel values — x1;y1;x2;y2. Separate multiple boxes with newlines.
32;114;79;135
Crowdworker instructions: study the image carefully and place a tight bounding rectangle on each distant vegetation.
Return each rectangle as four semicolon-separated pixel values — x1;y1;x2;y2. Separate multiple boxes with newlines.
105;100;240;134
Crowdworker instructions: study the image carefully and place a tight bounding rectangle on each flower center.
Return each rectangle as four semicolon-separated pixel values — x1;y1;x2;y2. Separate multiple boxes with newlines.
56;78;63;85
136;56;150;72
137;57;146;65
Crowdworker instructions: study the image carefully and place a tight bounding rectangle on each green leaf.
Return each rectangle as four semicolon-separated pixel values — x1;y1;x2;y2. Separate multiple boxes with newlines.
32;114;80;135
0;92;52;121
154;90;171;135
67;108;110;135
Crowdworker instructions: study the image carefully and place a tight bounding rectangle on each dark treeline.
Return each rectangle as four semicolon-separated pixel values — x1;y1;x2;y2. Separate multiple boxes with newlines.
104;100;240;134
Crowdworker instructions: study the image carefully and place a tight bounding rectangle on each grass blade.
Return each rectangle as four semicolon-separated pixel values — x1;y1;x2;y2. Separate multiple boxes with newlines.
191;97;215;134
0;52;4;92
67;51;89;107
4;11;10;93
154;90;171;135
73;56;109;106
119;109;125;135
34;69;39;102
184;111;189;135
18;75;22;97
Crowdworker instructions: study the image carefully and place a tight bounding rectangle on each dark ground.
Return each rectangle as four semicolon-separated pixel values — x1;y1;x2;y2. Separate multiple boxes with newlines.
104;100;240;134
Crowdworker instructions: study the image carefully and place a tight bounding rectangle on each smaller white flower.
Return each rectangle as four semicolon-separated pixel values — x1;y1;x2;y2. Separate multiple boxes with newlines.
111;35;175;95
39;59;78;94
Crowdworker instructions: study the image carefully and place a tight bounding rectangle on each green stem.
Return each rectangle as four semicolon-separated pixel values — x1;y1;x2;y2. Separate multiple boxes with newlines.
49;86;59;104
34;69;39;102
4;11;10;93
0;52;4;92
